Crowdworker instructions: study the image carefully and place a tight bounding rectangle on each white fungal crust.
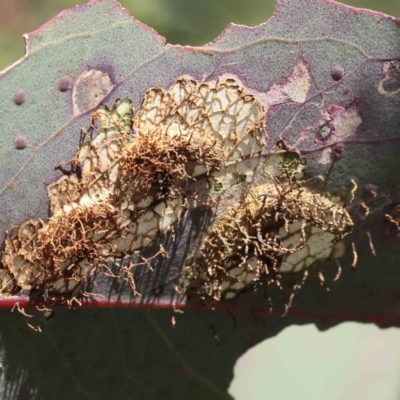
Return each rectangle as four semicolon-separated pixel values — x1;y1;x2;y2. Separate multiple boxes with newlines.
0;78;266;300
179;149;353;302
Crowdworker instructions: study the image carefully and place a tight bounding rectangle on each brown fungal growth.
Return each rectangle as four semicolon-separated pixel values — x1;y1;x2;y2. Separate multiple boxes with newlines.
0;77;266;301
179;150;353;302
0;76;354;307
133;77;265;191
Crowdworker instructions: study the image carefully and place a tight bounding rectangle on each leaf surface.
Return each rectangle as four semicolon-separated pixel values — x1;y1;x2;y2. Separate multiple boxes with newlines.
0;0;400;398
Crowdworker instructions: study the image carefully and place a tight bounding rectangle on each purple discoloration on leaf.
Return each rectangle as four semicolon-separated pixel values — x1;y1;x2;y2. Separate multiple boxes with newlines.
331;65;344;81
297;104;362;149
332;141;345;155
12;89;25;105
57;76;70;92
14;135;28;150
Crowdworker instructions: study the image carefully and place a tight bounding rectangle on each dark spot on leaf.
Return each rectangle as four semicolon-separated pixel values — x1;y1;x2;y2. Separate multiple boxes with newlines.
25;387;34;396
151;285;164;297
362;183;378;200
390;203;400;220
14;134;28;150
331;66;344;81
58;76;70;92
332;142;344;155
55;161;82;179
13;89;26;105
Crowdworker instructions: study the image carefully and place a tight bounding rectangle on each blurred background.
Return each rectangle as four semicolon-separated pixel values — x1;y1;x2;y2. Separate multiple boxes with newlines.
0;0;399;70
1;1;400;399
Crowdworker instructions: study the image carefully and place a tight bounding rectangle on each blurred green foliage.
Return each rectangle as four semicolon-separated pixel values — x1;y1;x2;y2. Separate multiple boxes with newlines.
0;0;399;70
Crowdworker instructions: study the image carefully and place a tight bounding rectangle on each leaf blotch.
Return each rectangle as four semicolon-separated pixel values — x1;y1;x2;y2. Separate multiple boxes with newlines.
72;69;114;116
379;61;400;97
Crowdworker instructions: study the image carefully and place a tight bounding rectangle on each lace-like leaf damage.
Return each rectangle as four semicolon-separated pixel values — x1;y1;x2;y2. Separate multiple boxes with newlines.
0;77;267;300
180;179;352;301
0;77;353;304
